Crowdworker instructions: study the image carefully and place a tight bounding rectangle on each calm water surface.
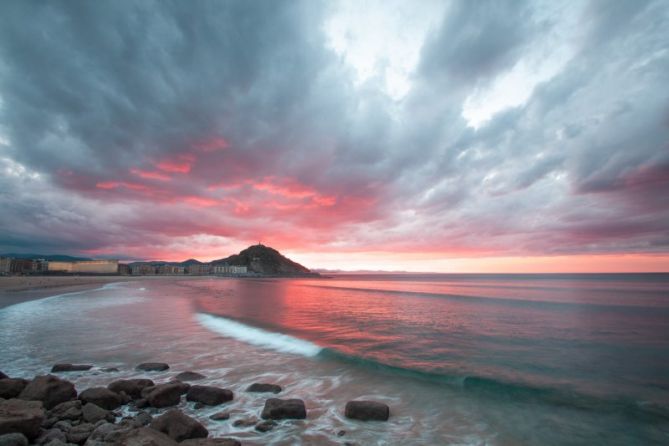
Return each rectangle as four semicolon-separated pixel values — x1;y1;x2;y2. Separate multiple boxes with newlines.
1;273;668;445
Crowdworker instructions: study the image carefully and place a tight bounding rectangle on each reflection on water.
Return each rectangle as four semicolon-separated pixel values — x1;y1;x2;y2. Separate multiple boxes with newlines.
1;275;668;445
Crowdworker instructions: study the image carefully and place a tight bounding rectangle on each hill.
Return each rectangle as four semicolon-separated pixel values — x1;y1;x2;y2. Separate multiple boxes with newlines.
212;244;313;275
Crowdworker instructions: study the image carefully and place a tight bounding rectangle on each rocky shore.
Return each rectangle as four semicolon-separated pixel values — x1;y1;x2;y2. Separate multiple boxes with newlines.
0;363;390;445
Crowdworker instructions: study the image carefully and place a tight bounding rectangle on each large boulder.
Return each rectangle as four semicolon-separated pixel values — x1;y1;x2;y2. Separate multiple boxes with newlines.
18;375;76;410
0;380;29;399
134;363;169;372
173;372;206;382
141;383;185;408
344;400;389;421
180;439;241;446
35;427;67;445
107;380;154;400
260;398;306;420
51;365;93;373
149;410;208;442
246;383;281;394
48;400;82;422
78;388;122;411
186;386;232;406
0;432;28;446
0;399;45;440
83;422;131;446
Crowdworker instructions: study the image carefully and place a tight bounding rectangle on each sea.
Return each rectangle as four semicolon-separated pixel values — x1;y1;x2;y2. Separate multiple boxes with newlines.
1;273;668;445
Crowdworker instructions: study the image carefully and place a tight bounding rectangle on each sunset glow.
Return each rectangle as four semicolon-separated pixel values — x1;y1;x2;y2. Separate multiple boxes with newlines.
0;0;667;272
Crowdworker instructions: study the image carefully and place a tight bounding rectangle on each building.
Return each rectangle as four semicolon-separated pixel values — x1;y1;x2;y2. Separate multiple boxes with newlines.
131;264;156;275
47;260;119;274
212;264;248;275
118;264;130;275
10;259;35;274
0;257;12;274
157;265;185;275
186;264;210;275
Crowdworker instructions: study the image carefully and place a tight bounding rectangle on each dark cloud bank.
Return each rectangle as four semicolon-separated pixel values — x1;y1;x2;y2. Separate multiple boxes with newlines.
0;0;667;262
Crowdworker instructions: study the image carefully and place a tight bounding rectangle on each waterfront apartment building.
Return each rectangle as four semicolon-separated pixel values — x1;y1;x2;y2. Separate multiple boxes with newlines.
0;257;11;274
212;264;248;275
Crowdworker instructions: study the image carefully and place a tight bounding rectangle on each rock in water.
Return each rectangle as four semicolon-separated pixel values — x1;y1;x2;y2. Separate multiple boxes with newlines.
254;420;277;432
50;364;93;373
174;372;206;382
0;380;29;399
107;379;154;399
260;398;306;420
0;433;28;446
149;409;208;442
78;388;122;410
246;383;282;394
186;386;233;406
18;376;76;410
0;399;45;440
135;363;169;372
180;439;241;446
344;400;390;421
209;412;230;421
142;383;185;408
117;427;178;446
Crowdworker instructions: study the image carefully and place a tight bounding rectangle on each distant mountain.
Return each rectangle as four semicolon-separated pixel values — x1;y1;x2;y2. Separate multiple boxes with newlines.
0;253;93;261
180;258;203;266
212;244;313;275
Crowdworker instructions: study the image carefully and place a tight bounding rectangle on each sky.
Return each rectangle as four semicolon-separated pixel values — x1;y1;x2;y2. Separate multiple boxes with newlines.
0;0;668;272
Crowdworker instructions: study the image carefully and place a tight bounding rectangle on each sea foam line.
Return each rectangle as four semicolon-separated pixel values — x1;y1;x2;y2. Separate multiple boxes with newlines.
195;313;322;357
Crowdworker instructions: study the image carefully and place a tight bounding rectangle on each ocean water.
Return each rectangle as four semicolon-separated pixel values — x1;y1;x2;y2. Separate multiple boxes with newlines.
1;274;668;445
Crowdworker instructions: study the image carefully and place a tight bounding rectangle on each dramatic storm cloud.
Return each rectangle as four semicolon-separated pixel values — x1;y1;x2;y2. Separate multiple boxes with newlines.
0;0;667;271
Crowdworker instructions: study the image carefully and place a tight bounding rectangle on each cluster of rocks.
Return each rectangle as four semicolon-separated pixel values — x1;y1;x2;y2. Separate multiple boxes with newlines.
0;363;390;445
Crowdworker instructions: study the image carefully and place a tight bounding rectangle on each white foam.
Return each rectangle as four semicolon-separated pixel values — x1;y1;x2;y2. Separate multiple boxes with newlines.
196;313;323;357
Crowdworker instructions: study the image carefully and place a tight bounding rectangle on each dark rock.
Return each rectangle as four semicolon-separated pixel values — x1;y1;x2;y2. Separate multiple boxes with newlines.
246;383;281;394
0;398;45;440
344;401;389;421
50;365;92;373
35;428;66;445
0;380;29;400
231;418;256;428
19;376;77;410
142;383;184;408
48;400;82;422
254;420;276;433
78;389;121;411
134;363;169;372
180;439;241;446
130;412;152;428
186;386;232;406
260;398;306;420
149;410;208;442
208;412;229;421
44;440;72;446
65;423;94;445
0;432;28;446
81;404;112;424
107;380;154;400
84;422;131;446
173;372;206;382
337;430;346;437
52;421;71;432
99;368;119;373
0;372;8;380
117;427;178;446
133;399;148;409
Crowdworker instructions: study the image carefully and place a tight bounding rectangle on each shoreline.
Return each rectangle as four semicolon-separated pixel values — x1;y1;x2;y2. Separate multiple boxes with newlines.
0;276;203;310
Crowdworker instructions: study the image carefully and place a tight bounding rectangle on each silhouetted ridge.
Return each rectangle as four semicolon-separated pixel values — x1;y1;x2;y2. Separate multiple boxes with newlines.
212;244;311;275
